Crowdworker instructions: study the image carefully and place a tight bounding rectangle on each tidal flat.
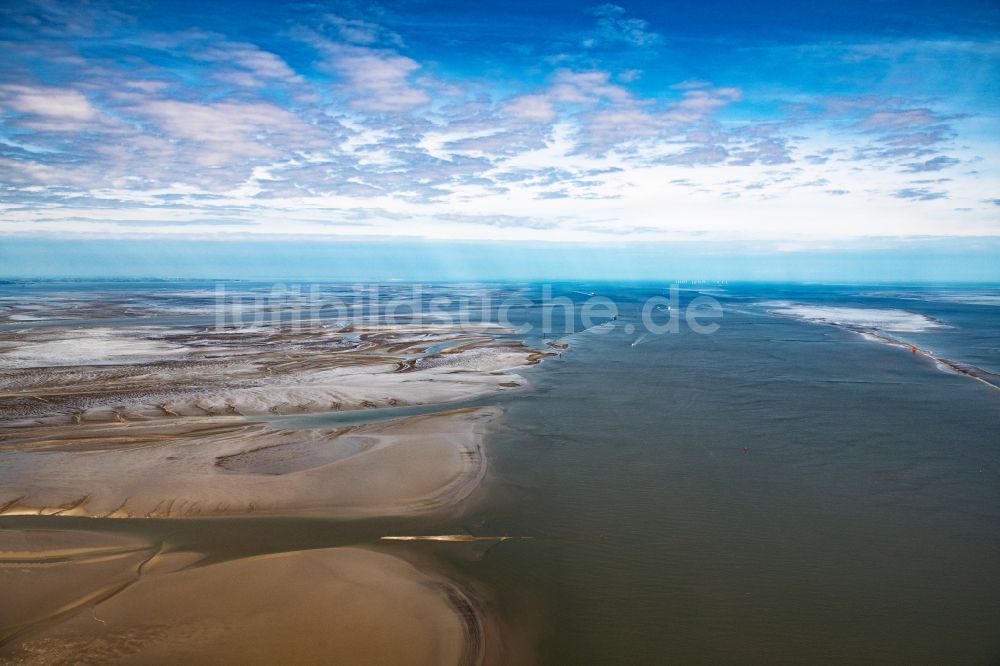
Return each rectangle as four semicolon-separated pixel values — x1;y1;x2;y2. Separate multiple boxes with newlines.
0;283;547;664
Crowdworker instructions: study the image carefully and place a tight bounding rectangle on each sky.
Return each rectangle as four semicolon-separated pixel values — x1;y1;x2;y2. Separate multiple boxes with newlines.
1;0;999;279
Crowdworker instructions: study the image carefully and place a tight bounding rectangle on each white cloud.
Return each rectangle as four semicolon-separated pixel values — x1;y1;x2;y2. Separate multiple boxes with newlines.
585;4;661;48
322;14;404;47
550;69;631;104
858;108;941;130
2;12;997;246
664;87;742;122
294;29;430;112
135;99;315;164
503;94;557;121
0;84;97;129
205;42;300;82
331;46;430;111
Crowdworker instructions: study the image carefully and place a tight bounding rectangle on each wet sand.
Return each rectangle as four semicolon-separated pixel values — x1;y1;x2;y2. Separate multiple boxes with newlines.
0;529;481;665
0;300;550;664
0;407;498;518
0;318;541;518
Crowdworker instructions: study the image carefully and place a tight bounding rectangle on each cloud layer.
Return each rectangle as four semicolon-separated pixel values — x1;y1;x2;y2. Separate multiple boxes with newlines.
0;0;998;243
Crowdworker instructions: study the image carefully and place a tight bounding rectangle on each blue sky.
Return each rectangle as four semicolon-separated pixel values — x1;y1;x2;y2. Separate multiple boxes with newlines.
1;0;998;278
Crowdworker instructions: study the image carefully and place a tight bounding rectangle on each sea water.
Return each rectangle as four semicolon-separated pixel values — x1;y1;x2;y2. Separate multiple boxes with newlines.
1;281;997;664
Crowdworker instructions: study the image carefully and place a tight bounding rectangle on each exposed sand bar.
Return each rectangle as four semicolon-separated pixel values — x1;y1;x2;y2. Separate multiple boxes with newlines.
0;530;480;666
0;293;538;664
0;319;555;518
381;535;515;542
0;407;498;518
0;323;540;426
757;301;1000;390
758;302;947;332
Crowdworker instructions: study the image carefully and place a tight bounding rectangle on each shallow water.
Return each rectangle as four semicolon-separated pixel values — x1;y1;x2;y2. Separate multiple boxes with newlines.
1;281;998;664
265;399;492;428
471;288;1000;664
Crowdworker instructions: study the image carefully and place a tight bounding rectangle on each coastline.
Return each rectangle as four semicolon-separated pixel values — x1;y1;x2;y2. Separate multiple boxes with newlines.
760;303;1000;391
0;307;556;665
856;328;1000;392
